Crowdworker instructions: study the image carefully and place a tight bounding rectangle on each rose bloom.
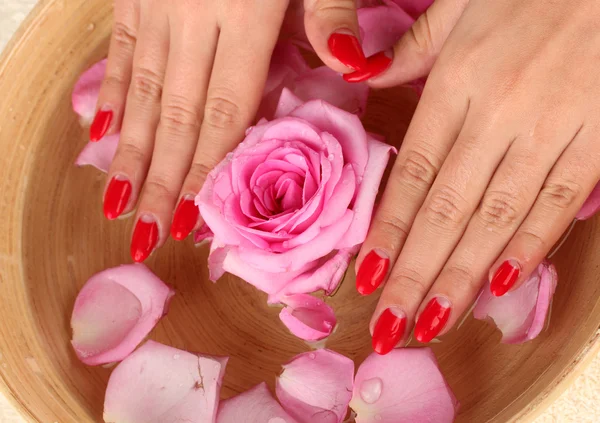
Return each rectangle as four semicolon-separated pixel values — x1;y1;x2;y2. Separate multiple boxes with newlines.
196;90;394;299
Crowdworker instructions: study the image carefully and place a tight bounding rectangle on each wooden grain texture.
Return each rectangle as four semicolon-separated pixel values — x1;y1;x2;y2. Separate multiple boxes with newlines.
0;0;598;422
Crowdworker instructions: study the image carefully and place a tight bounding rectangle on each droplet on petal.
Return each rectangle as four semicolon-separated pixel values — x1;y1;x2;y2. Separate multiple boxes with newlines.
278;294;337;341
70;264;175;365
350;348;458;423
473;260;558;344
104;340;228;423
217;382;299;423
276;349;354;423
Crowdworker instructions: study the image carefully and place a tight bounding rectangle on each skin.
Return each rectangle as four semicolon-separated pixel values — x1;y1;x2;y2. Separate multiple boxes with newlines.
98;0;600;343
357;0;600;340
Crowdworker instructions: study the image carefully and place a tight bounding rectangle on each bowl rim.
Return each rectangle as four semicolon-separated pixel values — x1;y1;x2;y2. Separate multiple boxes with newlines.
0;1;599;422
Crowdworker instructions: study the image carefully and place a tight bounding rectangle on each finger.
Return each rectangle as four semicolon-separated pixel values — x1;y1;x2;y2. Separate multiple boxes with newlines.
370;110;511;352
303;0;365;73
349;0;469;87
103;1;168;224
414;122;577;339
92;0;140;141
490;125;599;295
355;69;468;296
131;8;218;260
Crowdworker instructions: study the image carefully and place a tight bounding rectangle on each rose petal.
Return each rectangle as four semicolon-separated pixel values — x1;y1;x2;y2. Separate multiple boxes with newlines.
278;294;337;341
291;100;369;176
576;181;600;220
72;59;106;125
337;136;396;249
271;247;358;299
74;133;119;173
358;2;414;57
194;224;214;245
70;264;175;366
239;209;354;273
275;87;305;119
217;383;299;423
294;67;369;117
385;0;434;19
276;349;354;423
208;245;320;294
473;260;558;344
104;340;227;423
350;348;458;423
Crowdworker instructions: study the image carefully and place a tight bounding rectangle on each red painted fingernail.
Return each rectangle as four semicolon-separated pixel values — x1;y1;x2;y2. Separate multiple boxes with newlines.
356;250;390;296
328;32;367;71
103;176;131;220
372;308;406;355
343;51;393;83
171;196;199;241
414;297;451;343
490;259;521;297
89;109;113;142
131;216;159;263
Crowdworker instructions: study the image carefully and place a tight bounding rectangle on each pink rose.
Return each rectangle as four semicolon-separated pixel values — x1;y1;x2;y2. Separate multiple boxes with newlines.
196;90;395;300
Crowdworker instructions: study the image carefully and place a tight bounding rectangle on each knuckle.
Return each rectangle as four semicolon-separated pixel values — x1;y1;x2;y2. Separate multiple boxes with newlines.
376;211;410;244
390;267;429;299
187;162;214;186
516;227;547;253
311;0;355;15
161;96;201;134
112;22;137;51
441;264;476;293
539;179;582;210
478;190;520;230
409;9;436;56
103;73;127;90
131;66;163;103
144;174;176;200
117;141;146;164
395;150;438;190
423;186;466;230
203;93;242;131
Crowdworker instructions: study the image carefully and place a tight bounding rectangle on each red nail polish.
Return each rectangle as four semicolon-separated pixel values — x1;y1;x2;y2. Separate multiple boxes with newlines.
490;260;520;297
90;109;113;142
414;297;451;343
131;217;159;263
103;176;131;220
328;33;367;71
356;250;390;296
171;197;199;241
343;51;392;83
372;308;406;355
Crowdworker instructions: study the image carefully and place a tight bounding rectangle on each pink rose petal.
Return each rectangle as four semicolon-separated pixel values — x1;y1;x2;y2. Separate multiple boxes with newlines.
72;59;106;125
217;383;299;423
272;247;358;300
350;348;458;423
473;260;558;344
75;133;119;173
291;101;369;176
576;181;600;220
276;349;354;423
70;264;175;366
385;0;435;19
104;340;227;423
294;67;369;117
358;2;414;57
194;224;214;245
337;136;396;249
278;294;337;341
275;88;306;119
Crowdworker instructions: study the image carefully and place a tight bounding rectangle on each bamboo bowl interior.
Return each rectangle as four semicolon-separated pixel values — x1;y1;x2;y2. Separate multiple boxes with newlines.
0;1;599;422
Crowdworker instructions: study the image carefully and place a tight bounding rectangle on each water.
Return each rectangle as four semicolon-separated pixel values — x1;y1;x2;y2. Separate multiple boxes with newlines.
359;377;383;404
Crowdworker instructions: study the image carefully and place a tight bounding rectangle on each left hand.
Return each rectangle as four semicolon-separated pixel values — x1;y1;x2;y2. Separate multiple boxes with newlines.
353;0;600;354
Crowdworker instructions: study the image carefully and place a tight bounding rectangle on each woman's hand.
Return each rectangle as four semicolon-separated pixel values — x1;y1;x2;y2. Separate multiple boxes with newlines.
93;0;370;263
354;0;600;354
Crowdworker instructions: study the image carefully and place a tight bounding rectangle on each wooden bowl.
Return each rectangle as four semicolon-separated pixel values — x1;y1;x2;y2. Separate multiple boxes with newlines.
0;0;599;422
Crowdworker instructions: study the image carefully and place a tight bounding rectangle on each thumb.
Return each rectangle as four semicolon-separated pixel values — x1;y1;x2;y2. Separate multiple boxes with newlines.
363;0;470;88
303;0;366;73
